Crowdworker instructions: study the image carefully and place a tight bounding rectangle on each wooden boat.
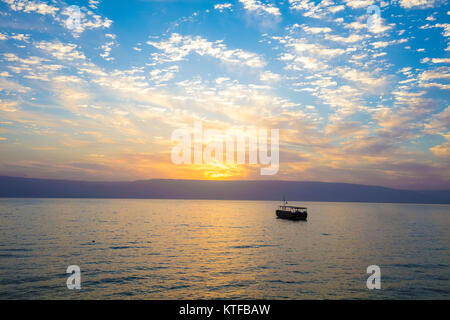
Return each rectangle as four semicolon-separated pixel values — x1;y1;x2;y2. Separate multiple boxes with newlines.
276;200;308;221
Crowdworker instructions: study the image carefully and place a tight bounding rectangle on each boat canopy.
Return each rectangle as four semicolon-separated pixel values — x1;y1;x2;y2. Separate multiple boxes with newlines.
279;205;307;210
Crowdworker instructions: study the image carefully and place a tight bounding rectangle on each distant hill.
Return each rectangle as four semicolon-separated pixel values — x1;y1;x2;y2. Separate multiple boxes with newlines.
0;176;448;204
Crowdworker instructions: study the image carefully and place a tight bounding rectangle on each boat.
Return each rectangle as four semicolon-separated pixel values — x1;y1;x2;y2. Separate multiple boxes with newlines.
276;198;308;221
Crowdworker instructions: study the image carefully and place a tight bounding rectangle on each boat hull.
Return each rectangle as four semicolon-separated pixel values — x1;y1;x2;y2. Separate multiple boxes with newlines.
276;210;307;221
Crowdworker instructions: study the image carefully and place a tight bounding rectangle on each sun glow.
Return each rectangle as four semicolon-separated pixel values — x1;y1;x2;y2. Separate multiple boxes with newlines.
199;161;246;180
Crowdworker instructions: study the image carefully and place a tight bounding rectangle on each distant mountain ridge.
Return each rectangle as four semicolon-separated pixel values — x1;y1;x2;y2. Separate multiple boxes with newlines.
0;176;448;204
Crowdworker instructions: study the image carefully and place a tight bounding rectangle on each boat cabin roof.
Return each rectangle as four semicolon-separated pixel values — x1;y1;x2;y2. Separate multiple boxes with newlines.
279;205;307;210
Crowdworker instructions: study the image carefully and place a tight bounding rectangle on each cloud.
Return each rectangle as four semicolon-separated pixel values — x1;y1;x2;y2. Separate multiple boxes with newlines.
398;0;436;9
100;40;117;61
423;106;450;137
344;21;367;30
35;41;86;61
324;33;367;43
344;0;375;8
60;6;113;36
419;67;450;81
420;23;450;38
420;83;450;90
276;37;347;71
214;3;232;12
0;0;449;189
283;38;346;57
3;52;45;65
430;142;450;157
1;0;59;15
326;121;369;138
149;66;180;84
431;58;450;63
336;67;387;90
147;33;266;68
0;99;18;112
88;0;101;9
302;26;332;34
260;70;281;82
239;0;280;16
0;78;30;93
0;32;31;42
371;40;394;48
288;0;330;19
328;5;345;13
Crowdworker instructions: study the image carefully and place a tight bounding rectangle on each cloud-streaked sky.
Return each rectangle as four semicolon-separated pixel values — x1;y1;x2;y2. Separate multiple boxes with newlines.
0;0;449;189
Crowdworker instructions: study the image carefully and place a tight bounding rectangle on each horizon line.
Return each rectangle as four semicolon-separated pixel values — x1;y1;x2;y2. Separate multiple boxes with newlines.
0;175;448;192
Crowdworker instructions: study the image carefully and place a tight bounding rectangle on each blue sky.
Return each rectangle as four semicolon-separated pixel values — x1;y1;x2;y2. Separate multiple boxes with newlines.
0;0;449;189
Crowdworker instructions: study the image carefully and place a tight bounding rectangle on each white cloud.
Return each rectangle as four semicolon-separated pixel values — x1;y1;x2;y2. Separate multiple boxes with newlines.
325;33;367;43
328;5;345;13
2;0;59;15
52;75;83;83
344;0;375;8
287;39;346;57
398;0;436;9
431;58;450;63
35;41;86;61
61;9;113;36
419;67;450;81
100;40;117;61
336;67;386;88
368;19;393;34
0;71;12;77
344;21;367;30
149;66;179;84
9;33;30;42
288;0;328;19
417;67;450;89
276;36;347;71
3;52;45;65
239;0;280;16
1;1;113;37
260;70;281;82
373;52;387;58
370;39;405;49
421;23;450;38
88;0;100;9
0;78;30;93
420;82;450;89
302;26;332;34
147;33;266;68
214;3;232;12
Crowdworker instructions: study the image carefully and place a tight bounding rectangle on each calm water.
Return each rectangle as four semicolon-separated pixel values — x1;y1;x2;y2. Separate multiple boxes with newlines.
0;199;448;299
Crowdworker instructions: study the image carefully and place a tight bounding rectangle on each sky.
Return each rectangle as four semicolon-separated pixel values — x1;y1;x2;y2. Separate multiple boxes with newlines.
0;0;449;189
